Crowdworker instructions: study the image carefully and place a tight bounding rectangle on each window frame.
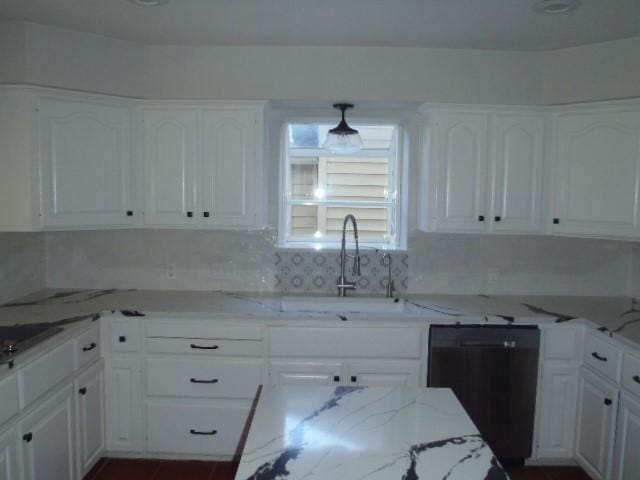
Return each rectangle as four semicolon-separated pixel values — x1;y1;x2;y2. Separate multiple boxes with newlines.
278;118;404;250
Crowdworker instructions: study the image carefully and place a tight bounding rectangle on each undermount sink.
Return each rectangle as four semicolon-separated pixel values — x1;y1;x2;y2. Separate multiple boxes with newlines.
280;296;406;314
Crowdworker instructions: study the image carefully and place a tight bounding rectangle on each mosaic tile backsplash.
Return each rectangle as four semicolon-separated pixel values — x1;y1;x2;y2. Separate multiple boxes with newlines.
275;249;409;295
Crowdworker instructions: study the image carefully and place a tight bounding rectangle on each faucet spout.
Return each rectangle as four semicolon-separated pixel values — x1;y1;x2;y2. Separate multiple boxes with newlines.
337;214;361;297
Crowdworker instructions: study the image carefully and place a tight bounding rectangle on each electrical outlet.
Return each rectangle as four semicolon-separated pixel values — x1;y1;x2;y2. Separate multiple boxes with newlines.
487;267;500;284
166;263;176;279
209;263;237;280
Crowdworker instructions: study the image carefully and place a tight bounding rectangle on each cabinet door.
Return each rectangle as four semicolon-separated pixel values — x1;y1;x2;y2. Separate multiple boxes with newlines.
535;363;579;459
0;428;17;480
38;97;133;228
491;113;544;233
430;110;489;232
142;108;199;226
553;110;640;237
575;368;619;480
348;360;421;387
269;360;343;386
201;107;261;228
75;362;104;478
19;385;75;480
612;393;640;480
105;357;143;453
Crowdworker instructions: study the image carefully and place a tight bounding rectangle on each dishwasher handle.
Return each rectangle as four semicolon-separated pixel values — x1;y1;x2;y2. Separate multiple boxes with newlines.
460;340;517;349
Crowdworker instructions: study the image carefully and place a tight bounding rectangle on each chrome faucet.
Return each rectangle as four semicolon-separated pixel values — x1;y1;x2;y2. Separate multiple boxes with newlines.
382;252;395;298
337;214;361;297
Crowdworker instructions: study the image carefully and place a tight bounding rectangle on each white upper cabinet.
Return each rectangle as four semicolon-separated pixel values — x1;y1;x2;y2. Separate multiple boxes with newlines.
142;102;264;229
420;106;545;234
142;107;199;226
491;113;544;233
38;96;134;228
202;107;261;228
551;106;640;238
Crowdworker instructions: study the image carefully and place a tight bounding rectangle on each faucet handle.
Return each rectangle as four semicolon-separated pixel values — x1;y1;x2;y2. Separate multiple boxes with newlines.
353;255;361;276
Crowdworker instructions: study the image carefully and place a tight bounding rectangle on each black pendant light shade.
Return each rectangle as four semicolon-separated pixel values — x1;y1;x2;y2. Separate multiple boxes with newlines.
323;103;364;153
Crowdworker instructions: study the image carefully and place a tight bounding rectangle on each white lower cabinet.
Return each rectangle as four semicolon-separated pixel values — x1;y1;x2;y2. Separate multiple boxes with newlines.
575;368;619;480
0;428;17;480
18;385;76;480
105;357;143;453
612;393;640;480
75;361;105;478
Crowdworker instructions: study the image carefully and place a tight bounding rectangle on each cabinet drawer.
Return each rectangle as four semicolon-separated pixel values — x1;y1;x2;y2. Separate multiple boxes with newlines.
270;327;422;358
106;318;142;353
0;375;18;426
146;403;249;456
621;352;640;397
19;340;75;408
146;337;262;357
146;358;262;399
583;333;621;382
146;321;262;340
76;325;101;370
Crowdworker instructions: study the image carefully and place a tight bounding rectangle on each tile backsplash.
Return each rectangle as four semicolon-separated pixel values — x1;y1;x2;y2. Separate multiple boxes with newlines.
0;232;45;304
275;249;409;295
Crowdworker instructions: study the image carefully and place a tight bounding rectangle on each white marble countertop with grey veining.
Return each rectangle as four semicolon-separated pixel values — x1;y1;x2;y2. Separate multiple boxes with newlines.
235;385;507;480
1;288;639;351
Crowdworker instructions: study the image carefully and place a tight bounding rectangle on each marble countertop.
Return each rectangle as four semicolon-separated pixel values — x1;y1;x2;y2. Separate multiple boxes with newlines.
235;385;507;480
1;288;639;347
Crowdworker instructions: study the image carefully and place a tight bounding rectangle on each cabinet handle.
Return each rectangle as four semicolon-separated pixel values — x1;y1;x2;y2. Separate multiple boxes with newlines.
189;429;217;436
478;215;485;222
79;387;87;395
126;210;133;217
82;342;97;352
187;211;193;218
190;344;219;350
23;433;33;443
333;375;340;383
633;375;640;384
350;376;357;383
118;336;126;343
203;211;210;218
592;352;608;362
604;398;613;406
553;218;560;224
190;378;219;384
494;216;501;222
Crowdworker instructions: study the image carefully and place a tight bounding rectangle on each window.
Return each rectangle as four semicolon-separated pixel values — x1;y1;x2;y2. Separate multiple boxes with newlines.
281;122;401;248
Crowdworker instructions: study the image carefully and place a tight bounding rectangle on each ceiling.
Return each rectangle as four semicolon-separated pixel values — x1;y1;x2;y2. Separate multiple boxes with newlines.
0;0;639;51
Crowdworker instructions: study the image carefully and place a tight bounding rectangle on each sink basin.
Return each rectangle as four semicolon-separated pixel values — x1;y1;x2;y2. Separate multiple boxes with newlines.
280;296;405;314
0;325;62;362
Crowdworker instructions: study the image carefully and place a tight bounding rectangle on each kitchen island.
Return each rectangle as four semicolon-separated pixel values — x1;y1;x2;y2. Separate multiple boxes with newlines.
234;385;507;480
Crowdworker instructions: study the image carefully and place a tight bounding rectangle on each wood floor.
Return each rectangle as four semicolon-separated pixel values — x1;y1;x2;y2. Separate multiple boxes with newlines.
84;458;593;480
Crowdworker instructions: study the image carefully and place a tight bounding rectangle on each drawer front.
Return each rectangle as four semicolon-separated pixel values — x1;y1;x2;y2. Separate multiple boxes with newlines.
583;333;621;382
146;337;262;357
19;340;75;408
146;321;262;340
0;375;18;426
146;403;249;456
76;325;101;369
146;358;262;399
270;327;423;358
621;352;640;397
106;318;142;353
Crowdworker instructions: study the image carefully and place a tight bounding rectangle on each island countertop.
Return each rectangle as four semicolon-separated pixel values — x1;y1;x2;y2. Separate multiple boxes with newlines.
234;385;507;480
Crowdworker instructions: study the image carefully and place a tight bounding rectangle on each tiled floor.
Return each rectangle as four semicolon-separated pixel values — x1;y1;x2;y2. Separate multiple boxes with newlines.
84;459;592;480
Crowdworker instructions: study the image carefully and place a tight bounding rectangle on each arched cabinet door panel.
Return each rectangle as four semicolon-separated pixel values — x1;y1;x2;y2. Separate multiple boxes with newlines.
38;96;133;228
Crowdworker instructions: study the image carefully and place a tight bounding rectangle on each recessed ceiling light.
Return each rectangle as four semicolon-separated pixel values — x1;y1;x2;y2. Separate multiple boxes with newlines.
533;0;581;14
127;0;169;6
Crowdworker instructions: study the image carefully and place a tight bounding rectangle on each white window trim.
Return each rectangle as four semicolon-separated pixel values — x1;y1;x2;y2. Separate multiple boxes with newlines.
278;118;406;250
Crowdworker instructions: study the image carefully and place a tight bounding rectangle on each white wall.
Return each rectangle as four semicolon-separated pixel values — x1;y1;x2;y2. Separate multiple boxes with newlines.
0;233;45;304
541;37;640;105
0;22;27;84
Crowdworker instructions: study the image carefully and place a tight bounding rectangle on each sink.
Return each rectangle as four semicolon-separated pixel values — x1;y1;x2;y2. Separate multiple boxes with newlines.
0;325;62;362
280;296;406;314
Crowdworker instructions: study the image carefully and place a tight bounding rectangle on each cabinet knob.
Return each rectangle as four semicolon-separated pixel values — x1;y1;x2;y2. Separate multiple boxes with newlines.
79;387;87;395
478;215;485;222
350;375;357;383
126;210;133;217
187;211;193;218
591;352;608;362
82;342;97;352
189;429;217;436
494;216;501;222
333;375;340;383
23;433;33;442
118;336;126;343
604;398;613;406
190;378;219;384
203;212;210;218
553;218;560;225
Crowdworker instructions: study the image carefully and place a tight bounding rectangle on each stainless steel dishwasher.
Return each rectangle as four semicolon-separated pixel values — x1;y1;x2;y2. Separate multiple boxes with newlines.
428;325;540;463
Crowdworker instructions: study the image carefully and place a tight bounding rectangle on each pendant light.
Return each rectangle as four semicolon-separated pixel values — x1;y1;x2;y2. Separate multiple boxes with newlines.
322;103;363;153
